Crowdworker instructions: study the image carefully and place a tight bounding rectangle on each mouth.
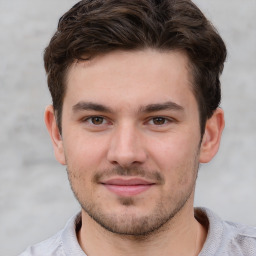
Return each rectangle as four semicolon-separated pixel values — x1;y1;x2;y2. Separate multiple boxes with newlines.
101;178;156;197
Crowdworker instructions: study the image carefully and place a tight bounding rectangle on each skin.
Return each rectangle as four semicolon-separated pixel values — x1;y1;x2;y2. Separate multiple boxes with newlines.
45;49;224;256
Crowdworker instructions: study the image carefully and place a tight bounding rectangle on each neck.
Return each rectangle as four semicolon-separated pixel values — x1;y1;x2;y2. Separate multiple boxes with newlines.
77;205;207;256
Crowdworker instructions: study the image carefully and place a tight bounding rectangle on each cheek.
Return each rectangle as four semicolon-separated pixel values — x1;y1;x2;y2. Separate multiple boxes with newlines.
147;134;199;182
150;134;197;163
63;131;109;170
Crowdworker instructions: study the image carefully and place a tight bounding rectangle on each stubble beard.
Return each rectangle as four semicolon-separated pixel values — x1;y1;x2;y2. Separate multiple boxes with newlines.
67;160;199;238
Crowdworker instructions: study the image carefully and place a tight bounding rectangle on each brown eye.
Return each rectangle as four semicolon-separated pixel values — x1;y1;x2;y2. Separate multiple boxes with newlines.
90;116;105;125
152;117;167;125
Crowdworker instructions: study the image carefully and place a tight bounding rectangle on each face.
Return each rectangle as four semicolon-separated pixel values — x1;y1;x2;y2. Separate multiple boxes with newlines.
47;49;220;236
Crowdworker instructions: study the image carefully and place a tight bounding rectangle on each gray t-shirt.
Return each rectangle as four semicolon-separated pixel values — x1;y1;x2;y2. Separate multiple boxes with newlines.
19;208;256;256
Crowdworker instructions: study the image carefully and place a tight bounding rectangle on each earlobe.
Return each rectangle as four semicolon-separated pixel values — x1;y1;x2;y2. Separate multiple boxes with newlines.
44;105;66;165
199;108;225;163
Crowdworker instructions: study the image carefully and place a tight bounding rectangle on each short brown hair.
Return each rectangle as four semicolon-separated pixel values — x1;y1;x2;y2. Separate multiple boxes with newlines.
44;0;227;134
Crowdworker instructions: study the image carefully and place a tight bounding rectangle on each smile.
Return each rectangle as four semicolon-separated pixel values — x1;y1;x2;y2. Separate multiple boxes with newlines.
101;178;155;197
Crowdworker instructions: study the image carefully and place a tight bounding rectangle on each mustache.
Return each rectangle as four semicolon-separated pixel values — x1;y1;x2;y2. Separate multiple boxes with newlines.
92;166;165;184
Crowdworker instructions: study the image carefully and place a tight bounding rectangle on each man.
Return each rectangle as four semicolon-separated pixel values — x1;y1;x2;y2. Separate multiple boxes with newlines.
20;0;256;255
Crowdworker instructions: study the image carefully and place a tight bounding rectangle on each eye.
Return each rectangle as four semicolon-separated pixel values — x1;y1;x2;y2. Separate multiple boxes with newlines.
149;117;169;125
86;116;106;125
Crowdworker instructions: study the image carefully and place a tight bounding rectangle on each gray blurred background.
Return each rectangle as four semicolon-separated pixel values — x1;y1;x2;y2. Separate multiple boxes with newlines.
0;1;256;255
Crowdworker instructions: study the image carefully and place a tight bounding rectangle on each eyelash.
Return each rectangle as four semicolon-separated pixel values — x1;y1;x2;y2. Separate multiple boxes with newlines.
82;116;175;127
147;116;174;126
83;116;110;126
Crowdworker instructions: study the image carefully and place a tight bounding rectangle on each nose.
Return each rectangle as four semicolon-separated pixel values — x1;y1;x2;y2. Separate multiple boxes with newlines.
107;123;147;167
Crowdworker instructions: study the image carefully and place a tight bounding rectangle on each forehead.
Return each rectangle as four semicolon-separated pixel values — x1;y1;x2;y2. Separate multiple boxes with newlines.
64;49;196;111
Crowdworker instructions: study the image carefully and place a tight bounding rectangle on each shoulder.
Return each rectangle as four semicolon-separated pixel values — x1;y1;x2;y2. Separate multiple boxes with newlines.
18;230;64;256
195;207;256;256
18;213;83;256
223;220;256;254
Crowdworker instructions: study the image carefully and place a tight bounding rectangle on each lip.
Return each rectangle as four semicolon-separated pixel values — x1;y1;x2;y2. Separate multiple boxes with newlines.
101;178;155;197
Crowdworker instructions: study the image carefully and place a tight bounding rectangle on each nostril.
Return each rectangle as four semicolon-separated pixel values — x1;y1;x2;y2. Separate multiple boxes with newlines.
107;150;147;167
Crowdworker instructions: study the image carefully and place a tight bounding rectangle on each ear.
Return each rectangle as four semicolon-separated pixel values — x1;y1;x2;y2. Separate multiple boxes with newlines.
199;108;225;163
44;105;66;165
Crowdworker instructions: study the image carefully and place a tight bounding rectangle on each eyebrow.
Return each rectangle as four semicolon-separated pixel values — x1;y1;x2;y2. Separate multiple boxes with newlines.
72;102;113;113
140;101;184;113
72;101;184;114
